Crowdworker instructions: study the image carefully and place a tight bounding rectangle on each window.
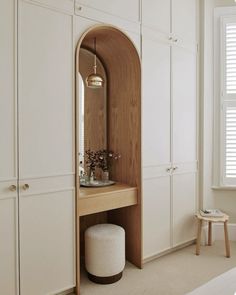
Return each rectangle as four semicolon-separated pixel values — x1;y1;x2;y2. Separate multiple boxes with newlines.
225;22;236;95
215;11;236;187
221;17;236;185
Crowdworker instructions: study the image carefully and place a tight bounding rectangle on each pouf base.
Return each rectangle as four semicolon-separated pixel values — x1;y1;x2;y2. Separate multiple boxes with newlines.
87;271;123;284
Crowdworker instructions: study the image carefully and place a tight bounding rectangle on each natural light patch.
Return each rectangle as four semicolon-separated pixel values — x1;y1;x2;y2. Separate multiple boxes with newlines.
79;74;85;162
226;23;236;94
226;107;236;178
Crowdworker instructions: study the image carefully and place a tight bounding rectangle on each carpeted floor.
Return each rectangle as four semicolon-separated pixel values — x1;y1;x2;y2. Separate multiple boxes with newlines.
80;241;236;295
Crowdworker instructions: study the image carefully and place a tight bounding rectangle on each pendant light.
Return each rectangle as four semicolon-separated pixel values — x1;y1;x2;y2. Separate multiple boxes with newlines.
86;38;104;88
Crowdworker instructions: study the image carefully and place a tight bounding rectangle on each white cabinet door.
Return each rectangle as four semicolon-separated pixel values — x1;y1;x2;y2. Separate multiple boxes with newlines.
76;0;140;23
141;2;198;261
18;2;75;294
172;0;197;45
0;189;18;295
142;0;196;45
19;189;75;295
0;0;17;181
171;45;197;247
74;15;98;45
143;177;171;259
172;173;196;246
0;0;18;294
18;2;74;178
172;46;197;165
142;34;171;167
22;0;74;14
142;0;170;35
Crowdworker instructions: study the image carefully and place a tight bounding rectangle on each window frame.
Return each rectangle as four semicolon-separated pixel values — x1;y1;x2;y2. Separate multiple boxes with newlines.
213;7;236;189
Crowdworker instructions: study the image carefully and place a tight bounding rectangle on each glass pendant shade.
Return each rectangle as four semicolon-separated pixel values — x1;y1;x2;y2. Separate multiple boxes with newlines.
86;38;104;88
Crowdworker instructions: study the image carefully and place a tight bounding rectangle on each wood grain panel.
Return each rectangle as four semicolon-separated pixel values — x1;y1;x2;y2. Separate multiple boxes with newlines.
79;48;107;153
79;26;142;265
75;26;142;293
81;27;141;189
79;184;137;216
79;212;107;258
108;204;142;268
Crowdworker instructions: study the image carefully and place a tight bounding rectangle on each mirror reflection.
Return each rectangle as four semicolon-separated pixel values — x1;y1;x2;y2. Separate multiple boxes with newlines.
78;48;107;176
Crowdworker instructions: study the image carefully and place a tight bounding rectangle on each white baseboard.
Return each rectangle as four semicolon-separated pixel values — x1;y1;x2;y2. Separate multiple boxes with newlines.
143;240;195;264
214;223;236;241
202;223;236;244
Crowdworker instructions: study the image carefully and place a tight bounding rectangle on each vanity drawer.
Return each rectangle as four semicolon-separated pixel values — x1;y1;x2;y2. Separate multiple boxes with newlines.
78;184;138;216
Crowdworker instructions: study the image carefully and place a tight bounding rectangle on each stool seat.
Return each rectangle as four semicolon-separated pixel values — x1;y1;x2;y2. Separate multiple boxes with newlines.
195;211;230;258
195;213;229;223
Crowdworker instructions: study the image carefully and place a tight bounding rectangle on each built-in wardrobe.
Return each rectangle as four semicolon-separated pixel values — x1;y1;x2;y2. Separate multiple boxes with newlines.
0;0;198;294
142;0;198;260
1;1;75;294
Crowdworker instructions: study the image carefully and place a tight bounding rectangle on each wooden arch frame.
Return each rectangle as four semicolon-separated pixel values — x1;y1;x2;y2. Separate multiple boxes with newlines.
75;25;142;294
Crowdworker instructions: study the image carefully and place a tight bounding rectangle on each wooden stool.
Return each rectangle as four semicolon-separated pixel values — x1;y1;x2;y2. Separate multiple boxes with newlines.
195;212;230;258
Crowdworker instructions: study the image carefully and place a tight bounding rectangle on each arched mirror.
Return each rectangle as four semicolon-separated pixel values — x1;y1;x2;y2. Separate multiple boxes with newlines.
78;48;107;176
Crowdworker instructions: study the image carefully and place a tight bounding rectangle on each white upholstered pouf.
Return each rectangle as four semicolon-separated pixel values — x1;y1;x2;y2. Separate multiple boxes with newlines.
85;223;125;284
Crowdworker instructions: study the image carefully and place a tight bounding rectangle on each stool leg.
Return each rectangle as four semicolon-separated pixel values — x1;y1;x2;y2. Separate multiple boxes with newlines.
196;219;202;255
224;221;230;258
208;221;212;246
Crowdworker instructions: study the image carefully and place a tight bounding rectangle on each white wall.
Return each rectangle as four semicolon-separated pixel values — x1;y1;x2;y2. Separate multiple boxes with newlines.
201;0;236;223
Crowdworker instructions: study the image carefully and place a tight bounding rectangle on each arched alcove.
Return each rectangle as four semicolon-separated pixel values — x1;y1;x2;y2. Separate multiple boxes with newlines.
75;25;142;292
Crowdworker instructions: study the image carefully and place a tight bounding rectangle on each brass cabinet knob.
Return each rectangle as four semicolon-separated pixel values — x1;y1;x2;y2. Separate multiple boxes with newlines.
22;184;30;190
166;167;172;172
173;166;178;171
9;185;16;192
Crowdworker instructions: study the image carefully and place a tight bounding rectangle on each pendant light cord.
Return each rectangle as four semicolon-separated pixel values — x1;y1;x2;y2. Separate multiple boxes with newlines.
93;37;97;74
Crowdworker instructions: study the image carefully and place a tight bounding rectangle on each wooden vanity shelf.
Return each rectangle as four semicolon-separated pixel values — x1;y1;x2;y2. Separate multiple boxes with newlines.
78;183;138;216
